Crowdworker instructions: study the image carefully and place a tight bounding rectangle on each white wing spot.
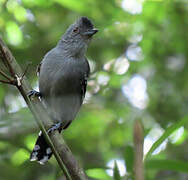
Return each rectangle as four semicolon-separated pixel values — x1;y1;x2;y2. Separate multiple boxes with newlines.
34;145;40;151
39;156;49;165
38;131;42;136
30;151;38;161
46;148;52;154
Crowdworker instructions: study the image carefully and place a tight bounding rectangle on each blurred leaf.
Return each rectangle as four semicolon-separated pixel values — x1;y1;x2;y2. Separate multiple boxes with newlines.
86;168;111;180
145;159;188;173
124;145;134;174
109;74;122;88
22;0;52;7
13;6;27;22
0;141;9;150
0;0;6;5
11;149;29;166
40;174;56;180
24;134;36;151
1;107;33;125
113;161;121;180
54;0;88;13
0;88;5;103
5;21;23;46
145;115;188;159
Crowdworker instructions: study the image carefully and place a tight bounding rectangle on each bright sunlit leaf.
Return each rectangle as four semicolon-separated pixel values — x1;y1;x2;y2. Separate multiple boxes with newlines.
145;115;188;159
6;0;18;12
14;6;27;22
5;21;23;45
24;135;36;150
86;168;111;180
0;0;6;4
11;149;29;166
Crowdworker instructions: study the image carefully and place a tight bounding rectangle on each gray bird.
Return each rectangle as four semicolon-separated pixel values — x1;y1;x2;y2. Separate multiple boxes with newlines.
28;17;98;164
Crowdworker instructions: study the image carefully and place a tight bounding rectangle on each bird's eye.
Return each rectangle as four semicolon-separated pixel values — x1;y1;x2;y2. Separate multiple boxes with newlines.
73;27;79;33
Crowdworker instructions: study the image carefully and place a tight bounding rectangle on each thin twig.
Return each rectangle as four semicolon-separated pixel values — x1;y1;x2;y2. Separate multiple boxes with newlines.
0;69;12;81
21;62;32;79
134;120;144;180
0;79;14;85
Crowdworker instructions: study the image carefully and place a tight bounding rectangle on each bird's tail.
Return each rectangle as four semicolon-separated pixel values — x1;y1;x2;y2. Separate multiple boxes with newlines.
30;131;53;165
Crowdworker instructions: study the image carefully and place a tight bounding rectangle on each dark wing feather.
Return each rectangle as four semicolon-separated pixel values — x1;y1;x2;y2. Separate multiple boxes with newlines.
36;62;42;76
80;73;88;102
80;59;90;103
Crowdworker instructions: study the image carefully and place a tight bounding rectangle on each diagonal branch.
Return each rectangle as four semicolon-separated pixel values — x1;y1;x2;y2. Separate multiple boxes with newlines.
0;37;88;180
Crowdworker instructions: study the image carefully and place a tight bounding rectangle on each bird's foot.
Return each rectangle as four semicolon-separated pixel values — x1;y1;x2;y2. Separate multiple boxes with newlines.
28;90;42;99
47;122;63;134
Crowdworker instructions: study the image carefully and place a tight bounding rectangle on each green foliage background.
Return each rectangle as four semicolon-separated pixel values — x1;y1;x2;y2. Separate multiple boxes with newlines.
0;0;187;180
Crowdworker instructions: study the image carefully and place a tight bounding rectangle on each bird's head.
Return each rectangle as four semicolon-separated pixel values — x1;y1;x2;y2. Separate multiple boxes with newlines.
75;17;98;39
60;17;98;57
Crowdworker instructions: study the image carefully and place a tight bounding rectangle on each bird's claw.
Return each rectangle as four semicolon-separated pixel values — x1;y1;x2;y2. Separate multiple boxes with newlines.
28;90;41;99
47;122;63;134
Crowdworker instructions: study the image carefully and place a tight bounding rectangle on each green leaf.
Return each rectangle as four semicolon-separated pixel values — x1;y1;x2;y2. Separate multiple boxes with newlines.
22;0;52;7
145;159;188;173
24;135;36;151
124;145;134;173
113;161;121;180
13;6;27;22
11;149;29;166
0;88;5;103
145;115;188;159
86;168;111;180
54;0;88;13
109;74;122;88
5;21;23;45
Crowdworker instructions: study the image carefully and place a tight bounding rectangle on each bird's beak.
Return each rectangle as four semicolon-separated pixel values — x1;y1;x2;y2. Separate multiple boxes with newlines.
82;28;98;36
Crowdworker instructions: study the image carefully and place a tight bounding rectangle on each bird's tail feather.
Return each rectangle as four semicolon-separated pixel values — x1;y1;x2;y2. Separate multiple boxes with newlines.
30;131;53;165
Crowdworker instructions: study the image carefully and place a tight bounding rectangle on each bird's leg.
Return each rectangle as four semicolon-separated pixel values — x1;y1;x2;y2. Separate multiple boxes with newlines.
47;122;63;134
63;121;72;130
28;90;42;98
